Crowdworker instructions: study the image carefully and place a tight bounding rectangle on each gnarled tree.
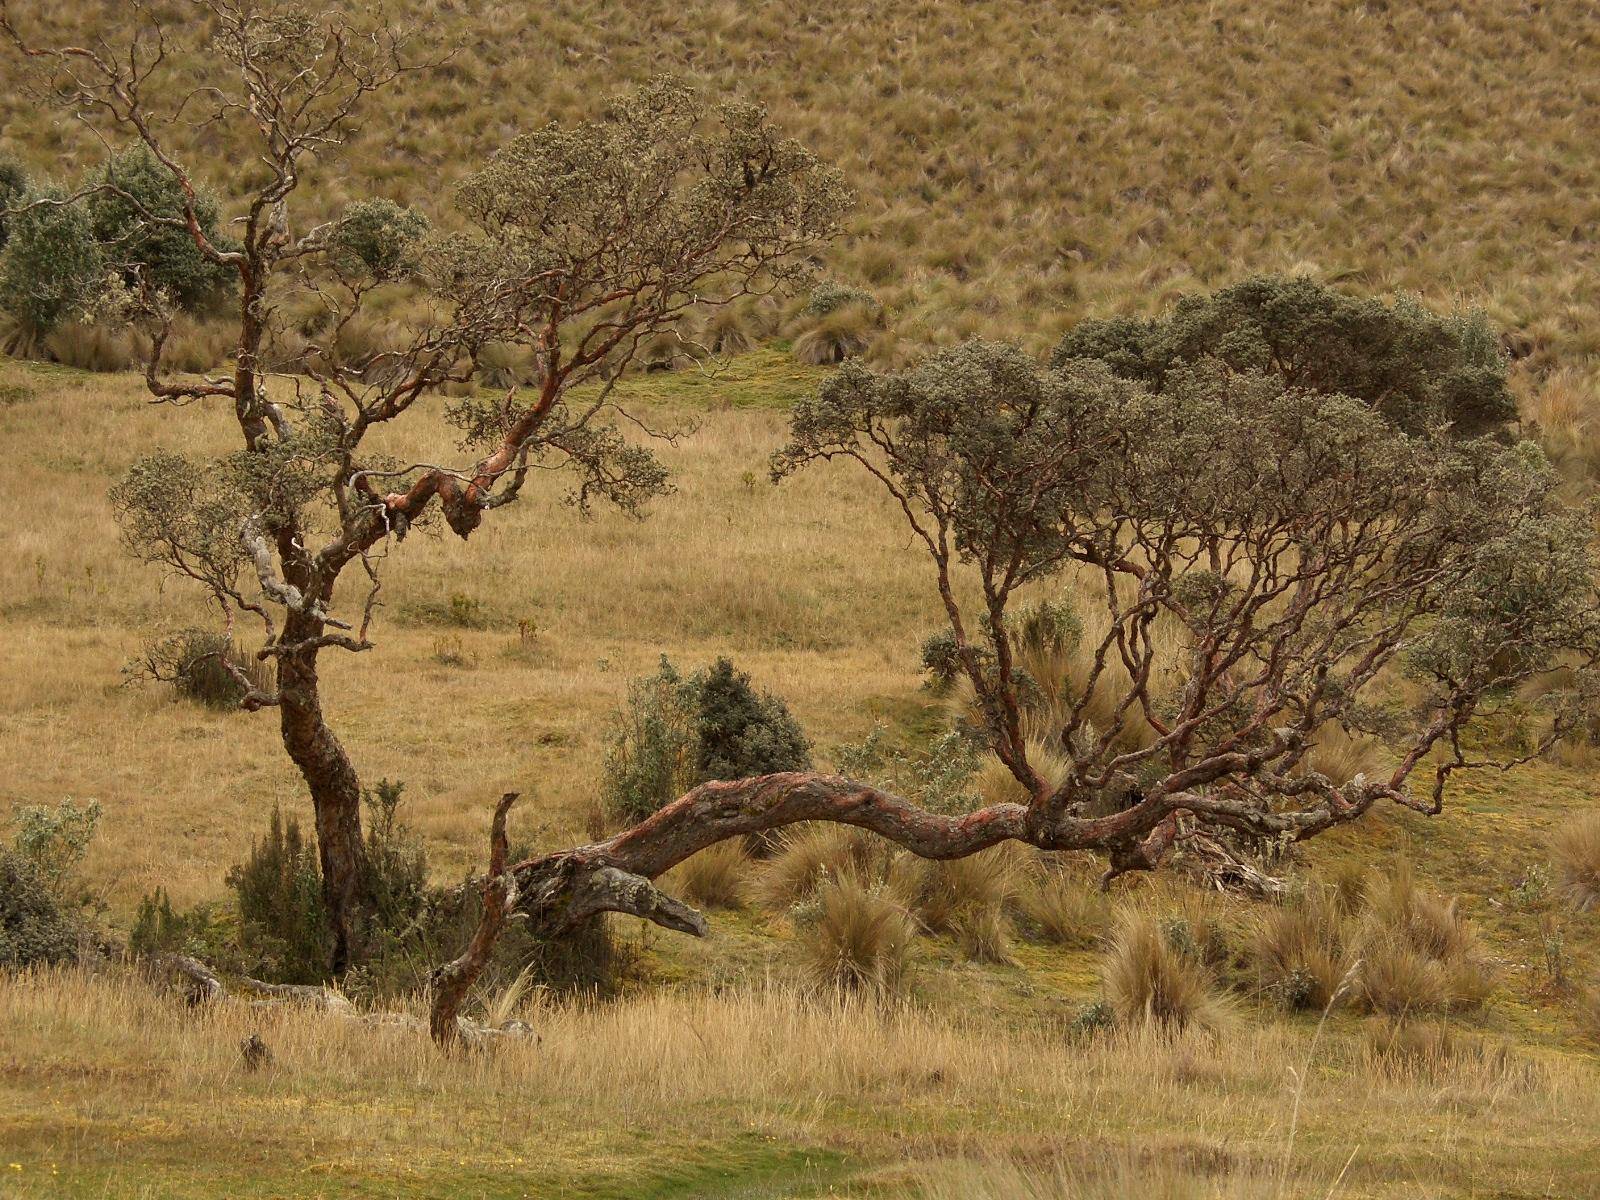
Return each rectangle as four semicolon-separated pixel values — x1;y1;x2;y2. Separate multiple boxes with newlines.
1;0;848;972
432;286;1600;1041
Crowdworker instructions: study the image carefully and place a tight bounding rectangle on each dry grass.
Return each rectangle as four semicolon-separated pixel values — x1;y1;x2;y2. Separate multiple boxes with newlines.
1248;889;1358;1012
1100;908;1234;1036
1550;811;1600;912
1355;869;1492;1016
1020;863;1109;950
0;353;939;909
799;875;916;996
8;0;1600;385
4;964;1597;1197
664;838;750;909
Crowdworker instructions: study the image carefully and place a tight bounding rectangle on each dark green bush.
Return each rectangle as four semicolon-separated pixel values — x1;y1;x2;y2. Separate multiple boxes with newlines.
0;154;27;250
0;186;103;336
0;847;82;970
1052;274;1515;437
693;657;811;783
152;630;275;711
88;144;233;311
226;782;431;983
225;806;331;984
600;656;812;827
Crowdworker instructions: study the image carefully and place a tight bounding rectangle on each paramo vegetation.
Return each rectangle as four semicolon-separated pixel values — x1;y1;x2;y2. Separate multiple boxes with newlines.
5;1;1600;1197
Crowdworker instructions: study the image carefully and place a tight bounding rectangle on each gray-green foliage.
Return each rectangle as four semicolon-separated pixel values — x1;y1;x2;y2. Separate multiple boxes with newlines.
776;279;1600;847
331;198;429;282
1050;274;1516;437
89;144;233;310
0;153;27;249
10;798;101;895
1;798;100;971
0;186;104;332
601;656;813;826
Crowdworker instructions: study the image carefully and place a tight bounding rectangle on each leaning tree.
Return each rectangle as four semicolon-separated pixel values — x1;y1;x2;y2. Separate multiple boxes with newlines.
0;0;849;971
431;287;1600;1041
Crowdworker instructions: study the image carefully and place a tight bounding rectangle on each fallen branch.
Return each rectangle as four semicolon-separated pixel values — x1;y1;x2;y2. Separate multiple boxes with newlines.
429;792;521;1046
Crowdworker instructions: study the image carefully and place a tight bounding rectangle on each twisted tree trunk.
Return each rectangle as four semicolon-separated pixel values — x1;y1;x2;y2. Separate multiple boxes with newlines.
276;628;367;976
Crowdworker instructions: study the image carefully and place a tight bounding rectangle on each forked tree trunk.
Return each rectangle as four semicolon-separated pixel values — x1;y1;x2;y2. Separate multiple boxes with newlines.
276;636;368;976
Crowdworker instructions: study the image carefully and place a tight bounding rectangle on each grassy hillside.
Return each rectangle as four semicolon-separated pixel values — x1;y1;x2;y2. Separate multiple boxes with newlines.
3;0;1599;373
3;351;1600;1197
5;1;1600;1193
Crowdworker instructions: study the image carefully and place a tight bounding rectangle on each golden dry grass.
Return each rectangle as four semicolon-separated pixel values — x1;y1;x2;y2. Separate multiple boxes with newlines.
4;965;1599;1198
0;354;939;907
5;0;1600;381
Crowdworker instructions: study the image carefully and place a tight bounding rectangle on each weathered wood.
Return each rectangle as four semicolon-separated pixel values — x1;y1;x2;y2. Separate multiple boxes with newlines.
429;793;520;1046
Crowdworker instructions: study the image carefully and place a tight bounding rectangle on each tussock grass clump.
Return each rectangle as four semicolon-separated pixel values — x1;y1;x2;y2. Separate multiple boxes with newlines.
1550;812;1600;912
1100;908;1233;1034
1355;869;1492;1015
1249;889;1358;1011
800;875;915;996
44;320;147;372
756;824;895;910
665;840;749;910
790;301;878;365
1020;864;1109;949
904;847;1018;964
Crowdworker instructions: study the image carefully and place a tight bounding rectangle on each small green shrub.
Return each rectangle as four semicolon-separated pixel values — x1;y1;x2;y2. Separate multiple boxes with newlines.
600;655;812;827
129;887;233;961
88;144;233;310
225;806;332;984
227;782;432;984
9;798;100;898
151;630;275;710
0;186;103;338
0;848;82;969
600;657;699;826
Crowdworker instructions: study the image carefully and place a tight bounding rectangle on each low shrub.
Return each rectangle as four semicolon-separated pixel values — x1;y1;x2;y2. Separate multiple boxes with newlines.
0;848;83;969
1100;908;1233;1034
1550;812;1600;912
128;887;234;962
144;629;274;710
600;656;811;828
225;806;332;984
226;780;429;984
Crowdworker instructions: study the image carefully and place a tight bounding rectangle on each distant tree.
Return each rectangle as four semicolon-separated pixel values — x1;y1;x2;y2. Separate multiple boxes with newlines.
88;144;234;310
435;291;1600;1042
1051;274;1517;437
1;0;847;974
0;183;102;335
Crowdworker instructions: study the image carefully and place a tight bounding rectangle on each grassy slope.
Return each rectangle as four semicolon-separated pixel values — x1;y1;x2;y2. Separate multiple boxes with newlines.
3;0;1599;376
3;352;1600;1197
